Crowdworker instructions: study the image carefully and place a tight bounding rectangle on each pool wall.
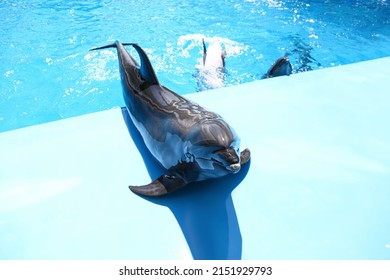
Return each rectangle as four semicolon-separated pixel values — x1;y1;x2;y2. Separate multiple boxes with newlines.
1;57;390;260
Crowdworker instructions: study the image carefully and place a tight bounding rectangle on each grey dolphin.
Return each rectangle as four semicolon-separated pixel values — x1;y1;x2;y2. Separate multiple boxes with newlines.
262;57;293;79
90;41;250;196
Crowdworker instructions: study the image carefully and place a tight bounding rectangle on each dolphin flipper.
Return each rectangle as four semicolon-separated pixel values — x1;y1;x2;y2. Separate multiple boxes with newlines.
129;174;187;197
129;162;199;197
240;148;251;165
130;150;250;197
202;38;207;66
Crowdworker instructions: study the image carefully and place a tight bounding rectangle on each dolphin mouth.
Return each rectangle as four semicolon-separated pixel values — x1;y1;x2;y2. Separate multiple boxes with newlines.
229;163;241;173
211;158;241;173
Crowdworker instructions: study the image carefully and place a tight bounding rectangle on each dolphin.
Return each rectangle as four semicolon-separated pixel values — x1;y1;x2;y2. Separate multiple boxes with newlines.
201;38;226;69
262;57;293;79
195;39;227;90
90;41;250;196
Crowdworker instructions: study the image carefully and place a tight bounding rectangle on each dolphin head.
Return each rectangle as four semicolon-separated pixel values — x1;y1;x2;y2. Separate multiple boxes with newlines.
186;119;241;177
266;57;293;78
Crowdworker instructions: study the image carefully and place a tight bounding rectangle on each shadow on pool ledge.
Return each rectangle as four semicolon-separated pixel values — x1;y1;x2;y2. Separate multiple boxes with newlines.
121;107;251;260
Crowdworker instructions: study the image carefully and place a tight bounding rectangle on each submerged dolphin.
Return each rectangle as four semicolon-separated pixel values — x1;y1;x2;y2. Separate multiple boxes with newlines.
262;57;293;79
90;41;250;196
195;39;227;90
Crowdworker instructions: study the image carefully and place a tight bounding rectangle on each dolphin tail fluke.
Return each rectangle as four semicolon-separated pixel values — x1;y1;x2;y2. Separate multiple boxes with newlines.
129;174;187;197
90;41;159;85
89;41;135;51
89;43;118;51
90;41;136;51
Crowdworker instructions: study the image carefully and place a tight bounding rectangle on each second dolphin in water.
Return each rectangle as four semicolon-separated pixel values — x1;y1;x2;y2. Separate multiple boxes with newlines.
90;41;250;197
195;39;227;91
262;57;293;79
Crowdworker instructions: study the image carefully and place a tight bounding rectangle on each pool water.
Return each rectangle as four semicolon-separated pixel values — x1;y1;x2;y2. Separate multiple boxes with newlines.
1;0;389;132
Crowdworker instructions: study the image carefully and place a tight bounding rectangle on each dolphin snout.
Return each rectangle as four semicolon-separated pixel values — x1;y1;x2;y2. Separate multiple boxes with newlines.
230;163;241;173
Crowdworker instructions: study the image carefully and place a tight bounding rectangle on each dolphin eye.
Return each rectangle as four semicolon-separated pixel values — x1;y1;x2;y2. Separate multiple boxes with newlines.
212;145;239;155
213;147;240;164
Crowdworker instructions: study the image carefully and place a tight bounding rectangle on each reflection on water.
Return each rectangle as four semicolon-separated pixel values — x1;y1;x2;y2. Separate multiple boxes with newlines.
286;35;322;73
121;107;250;259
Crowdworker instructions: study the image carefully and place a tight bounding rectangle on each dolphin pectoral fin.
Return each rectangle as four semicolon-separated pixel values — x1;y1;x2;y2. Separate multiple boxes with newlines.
202;38;207;66
129;174;187;197
129;179;168;197
240;148;251;165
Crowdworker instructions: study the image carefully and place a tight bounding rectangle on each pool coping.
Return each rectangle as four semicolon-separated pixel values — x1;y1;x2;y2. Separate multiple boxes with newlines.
1;57;390;260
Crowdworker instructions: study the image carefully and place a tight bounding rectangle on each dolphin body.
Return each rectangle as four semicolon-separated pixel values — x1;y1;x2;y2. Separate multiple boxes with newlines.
90;41;250;196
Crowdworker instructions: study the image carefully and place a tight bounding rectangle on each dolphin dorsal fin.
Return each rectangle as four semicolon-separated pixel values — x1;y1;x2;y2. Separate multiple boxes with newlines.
124;43;160;86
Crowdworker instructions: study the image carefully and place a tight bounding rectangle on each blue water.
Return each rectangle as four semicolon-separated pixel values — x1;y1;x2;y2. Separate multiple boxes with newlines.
1;0;389;132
